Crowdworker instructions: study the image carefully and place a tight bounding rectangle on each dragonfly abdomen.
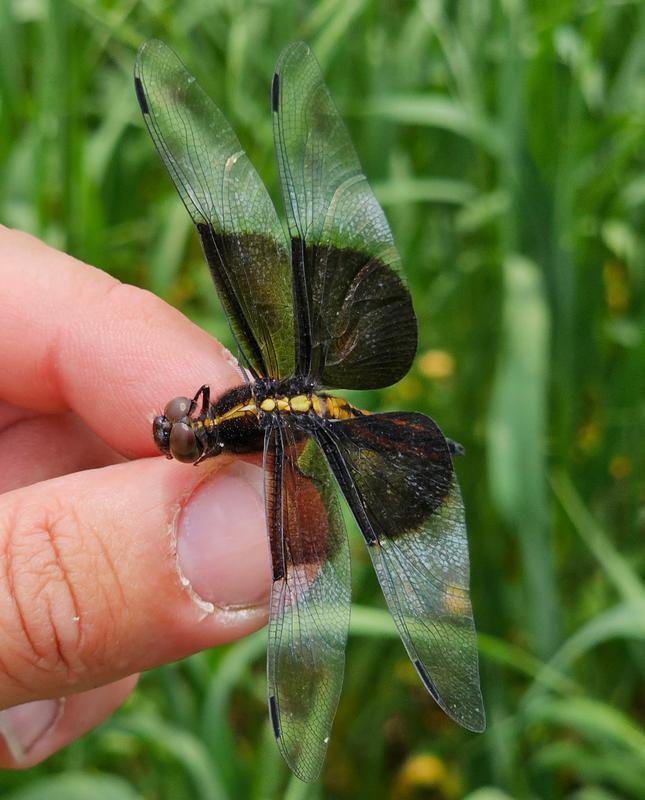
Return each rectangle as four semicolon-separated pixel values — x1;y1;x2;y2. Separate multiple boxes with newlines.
258;392;364;421
208;383;365;427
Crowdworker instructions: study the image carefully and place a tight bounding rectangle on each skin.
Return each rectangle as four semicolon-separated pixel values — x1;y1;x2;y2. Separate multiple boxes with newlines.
0;226;271;767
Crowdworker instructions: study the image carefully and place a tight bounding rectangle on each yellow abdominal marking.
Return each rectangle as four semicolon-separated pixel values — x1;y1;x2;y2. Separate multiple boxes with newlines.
215;401;256;424
213;394;368;424
289;394;311;412
325;396;354;420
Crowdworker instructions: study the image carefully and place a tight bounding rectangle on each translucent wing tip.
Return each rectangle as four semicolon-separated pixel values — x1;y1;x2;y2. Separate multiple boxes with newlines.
414;656;486;732
135;38;164;72
469;708;487;733
451;687;487;733
421;671;486;733
134;39;167;96
274;40;313;74
268;681;330;783
460;705;487;733
275;734;326;784
136;37;167;58
135;39;185;85
134;40;169;115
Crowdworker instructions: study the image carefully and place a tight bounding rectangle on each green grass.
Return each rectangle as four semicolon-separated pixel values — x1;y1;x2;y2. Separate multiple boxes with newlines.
1;0;644;797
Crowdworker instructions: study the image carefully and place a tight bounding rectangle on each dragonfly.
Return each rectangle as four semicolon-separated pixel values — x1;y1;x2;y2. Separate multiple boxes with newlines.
135;39;485;782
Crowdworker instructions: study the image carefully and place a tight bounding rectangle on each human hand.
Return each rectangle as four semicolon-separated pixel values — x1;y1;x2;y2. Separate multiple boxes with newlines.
0;227;271;767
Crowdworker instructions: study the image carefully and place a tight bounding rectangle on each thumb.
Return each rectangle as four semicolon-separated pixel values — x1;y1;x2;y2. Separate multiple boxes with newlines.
0;455;270;708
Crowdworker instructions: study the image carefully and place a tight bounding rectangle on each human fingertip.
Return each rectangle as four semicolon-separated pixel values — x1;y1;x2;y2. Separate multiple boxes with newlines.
0;698;63;762
176;461;271;610
0;676;139;768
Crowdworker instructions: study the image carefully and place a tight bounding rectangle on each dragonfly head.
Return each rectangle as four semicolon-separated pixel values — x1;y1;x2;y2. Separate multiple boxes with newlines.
153;396;206;463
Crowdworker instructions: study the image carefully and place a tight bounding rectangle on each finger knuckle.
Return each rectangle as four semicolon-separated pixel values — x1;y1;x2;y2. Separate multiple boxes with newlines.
104;281;166;327
0;494;106;691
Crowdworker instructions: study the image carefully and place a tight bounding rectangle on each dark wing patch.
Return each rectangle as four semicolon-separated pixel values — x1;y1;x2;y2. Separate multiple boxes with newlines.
264;423;351;782
271;72;280;113
134;76;149;113
273;41;417;389
134;39;294;379
269;694;281;738
312;412;485;732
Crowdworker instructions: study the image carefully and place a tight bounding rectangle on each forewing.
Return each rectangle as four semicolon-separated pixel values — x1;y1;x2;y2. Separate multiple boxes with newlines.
264;423;351;782
135;39;293;378
272;42;417;389
313;412;485;732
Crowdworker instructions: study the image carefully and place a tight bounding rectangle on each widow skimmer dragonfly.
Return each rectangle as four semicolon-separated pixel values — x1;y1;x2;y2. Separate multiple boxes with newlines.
135;39;485;782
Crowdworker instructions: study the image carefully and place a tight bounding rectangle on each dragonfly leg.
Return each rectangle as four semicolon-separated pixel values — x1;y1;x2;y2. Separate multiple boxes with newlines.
193;441;223;465
191;384;210;416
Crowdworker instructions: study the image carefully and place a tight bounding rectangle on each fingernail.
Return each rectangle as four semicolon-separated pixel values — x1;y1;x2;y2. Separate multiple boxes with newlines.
0;698;63;761
177;461;271;609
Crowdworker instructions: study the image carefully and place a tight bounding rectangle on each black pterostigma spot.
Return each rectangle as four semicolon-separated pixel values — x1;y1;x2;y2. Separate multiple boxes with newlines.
134;76;149;114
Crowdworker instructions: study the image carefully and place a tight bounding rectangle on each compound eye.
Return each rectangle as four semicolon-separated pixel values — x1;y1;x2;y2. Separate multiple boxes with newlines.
169;422;201;463
164;396;193;422
152;415;172;452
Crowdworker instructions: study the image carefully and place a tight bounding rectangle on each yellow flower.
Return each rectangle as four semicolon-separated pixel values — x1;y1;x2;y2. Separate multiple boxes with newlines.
418;350;455;380
393;753;461;799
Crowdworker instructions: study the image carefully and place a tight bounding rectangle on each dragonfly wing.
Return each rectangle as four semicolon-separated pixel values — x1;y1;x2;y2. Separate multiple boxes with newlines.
264;422;351;782
135;40;293;379
272;42;416;389
312;412;485;732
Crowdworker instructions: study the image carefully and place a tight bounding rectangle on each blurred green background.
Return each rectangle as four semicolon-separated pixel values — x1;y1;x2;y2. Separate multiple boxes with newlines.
1;0;643;798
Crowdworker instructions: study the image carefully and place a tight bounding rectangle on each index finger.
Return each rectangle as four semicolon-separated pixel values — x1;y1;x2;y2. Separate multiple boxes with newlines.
0;226;240;458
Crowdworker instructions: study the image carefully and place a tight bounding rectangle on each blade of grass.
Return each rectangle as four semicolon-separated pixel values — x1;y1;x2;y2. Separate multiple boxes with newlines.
373;178;476;207
5;773;143;800
550;470;645;610
364;94;502;156
113;714;228;800
201;630;267;796
526;696;645;764
487;254;557;657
